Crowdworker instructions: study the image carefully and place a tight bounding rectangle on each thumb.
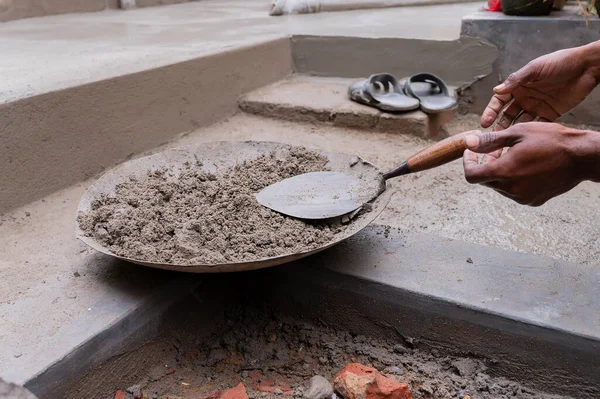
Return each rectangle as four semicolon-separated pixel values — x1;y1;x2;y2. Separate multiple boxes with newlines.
494;65;534;94
465;130;521;154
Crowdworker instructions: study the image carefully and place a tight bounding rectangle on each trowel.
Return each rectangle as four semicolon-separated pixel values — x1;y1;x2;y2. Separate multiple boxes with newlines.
256;130;479;220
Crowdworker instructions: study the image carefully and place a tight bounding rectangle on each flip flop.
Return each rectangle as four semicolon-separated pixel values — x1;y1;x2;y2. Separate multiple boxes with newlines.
404;73;457;114
348;73;419;112
398;77;440;97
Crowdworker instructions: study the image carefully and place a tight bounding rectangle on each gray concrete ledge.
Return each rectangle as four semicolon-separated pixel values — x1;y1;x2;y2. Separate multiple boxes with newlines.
20;225;599;398
321;225;599;340
0;246;203;387
24;273;203;399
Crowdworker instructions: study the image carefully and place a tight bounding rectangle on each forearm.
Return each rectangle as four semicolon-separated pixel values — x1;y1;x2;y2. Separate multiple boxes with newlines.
570;42;600;180
572;129;600;182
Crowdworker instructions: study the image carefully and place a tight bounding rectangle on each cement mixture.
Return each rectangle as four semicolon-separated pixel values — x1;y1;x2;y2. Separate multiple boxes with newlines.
77;149;345;265
107;307;569;399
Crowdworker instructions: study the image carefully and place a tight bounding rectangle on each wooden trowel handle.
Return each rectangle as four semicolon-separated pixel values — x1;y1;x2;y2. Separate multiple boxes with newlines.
383;130;480;180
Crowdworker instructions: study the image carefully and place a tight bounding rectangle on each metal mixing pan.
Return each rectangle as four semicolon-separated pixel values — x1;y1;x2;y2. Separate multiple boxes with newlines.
75;141;392;273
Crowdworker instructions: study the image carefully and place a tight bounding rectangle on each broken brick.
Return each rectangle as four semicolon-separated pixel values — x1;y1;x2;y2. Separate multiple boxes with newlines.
202;390;223;399
248;370;261;381
256;380;294;394
203;391;223;399
221;383;248;399
204;383;248;399
333;363;411;399
115;390;127;399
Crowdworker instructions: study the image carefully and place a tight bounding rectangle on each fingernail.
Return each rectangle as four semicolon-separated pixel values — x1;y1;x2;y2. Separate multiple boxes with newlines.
465;135;480;149
493;83;504;92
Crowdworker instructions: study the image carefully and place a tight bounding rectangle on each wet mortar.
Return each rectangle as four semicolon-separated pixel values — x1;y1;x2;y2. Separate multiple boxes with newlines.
102;306;570;399
77;149;348;265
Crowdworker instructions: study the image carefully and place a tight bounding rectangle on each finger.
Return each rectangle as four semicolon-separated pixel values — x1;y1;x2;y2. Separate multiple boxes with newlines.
463;149;501;184
493;113;514;131
513;111;535;124
493;102;533;130
494;64;536;95
481;154;497;164
483;150;502;161
463;148;479;168
487;149;503;159
501;101;526;121
465;129;522;154
481;94;513;128
495;108;535;131
511;87;561;121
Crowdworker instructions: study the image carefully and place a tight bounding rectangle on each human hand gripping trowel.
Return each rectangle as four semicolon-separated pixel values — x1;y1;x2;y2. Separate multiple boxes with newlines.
255;130;480;220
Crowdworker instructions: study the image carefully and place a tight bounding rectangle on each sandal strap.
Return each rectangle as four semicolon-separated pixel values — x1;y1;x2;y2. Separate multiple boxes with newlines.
365;73;403;98
405;73;449;99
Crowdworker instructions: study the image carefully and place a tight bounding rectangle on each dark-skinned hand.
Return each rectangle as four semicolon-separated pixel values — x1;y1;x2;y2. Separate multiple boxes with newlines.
481;44;600;130
463;122;600;206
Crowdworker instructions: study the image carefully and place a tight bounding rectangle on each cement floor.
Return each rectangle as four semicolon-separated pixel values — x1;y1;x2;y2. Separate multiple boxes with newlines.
0;0;484;104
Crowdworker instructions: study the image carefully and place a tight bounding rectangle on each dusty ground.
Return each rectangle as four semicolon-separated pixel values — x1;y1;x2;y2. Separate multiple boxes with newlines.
107;306;569;399
168;112;600;266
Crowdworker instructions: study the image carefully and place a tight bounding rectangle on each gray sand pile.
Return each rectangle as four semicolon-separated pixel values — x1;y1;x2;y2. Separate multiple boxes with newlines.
78;149;345;265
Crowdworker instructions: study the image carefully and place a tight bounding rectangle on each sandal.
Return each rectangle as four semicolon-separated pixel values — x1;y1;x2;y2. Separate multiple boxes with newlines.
399;77;440;97
404;73;457;114
348;73;419;112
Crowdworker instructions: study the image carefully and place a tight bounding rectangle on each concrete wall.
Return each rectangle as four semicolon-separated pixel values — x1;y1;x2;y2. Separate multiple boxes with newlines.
0;0;119;22
292;35;499;86
461;8;600;125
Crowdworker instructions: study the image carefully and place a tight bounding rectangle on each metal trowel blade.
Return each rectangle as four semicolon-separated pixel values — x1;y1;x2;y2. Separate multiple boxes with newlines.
255;171;365;220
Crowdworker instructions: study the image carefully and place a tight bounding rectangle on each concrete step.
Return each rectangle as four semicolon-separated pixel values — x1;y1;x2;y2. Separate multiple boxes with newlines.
238;76;456;139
